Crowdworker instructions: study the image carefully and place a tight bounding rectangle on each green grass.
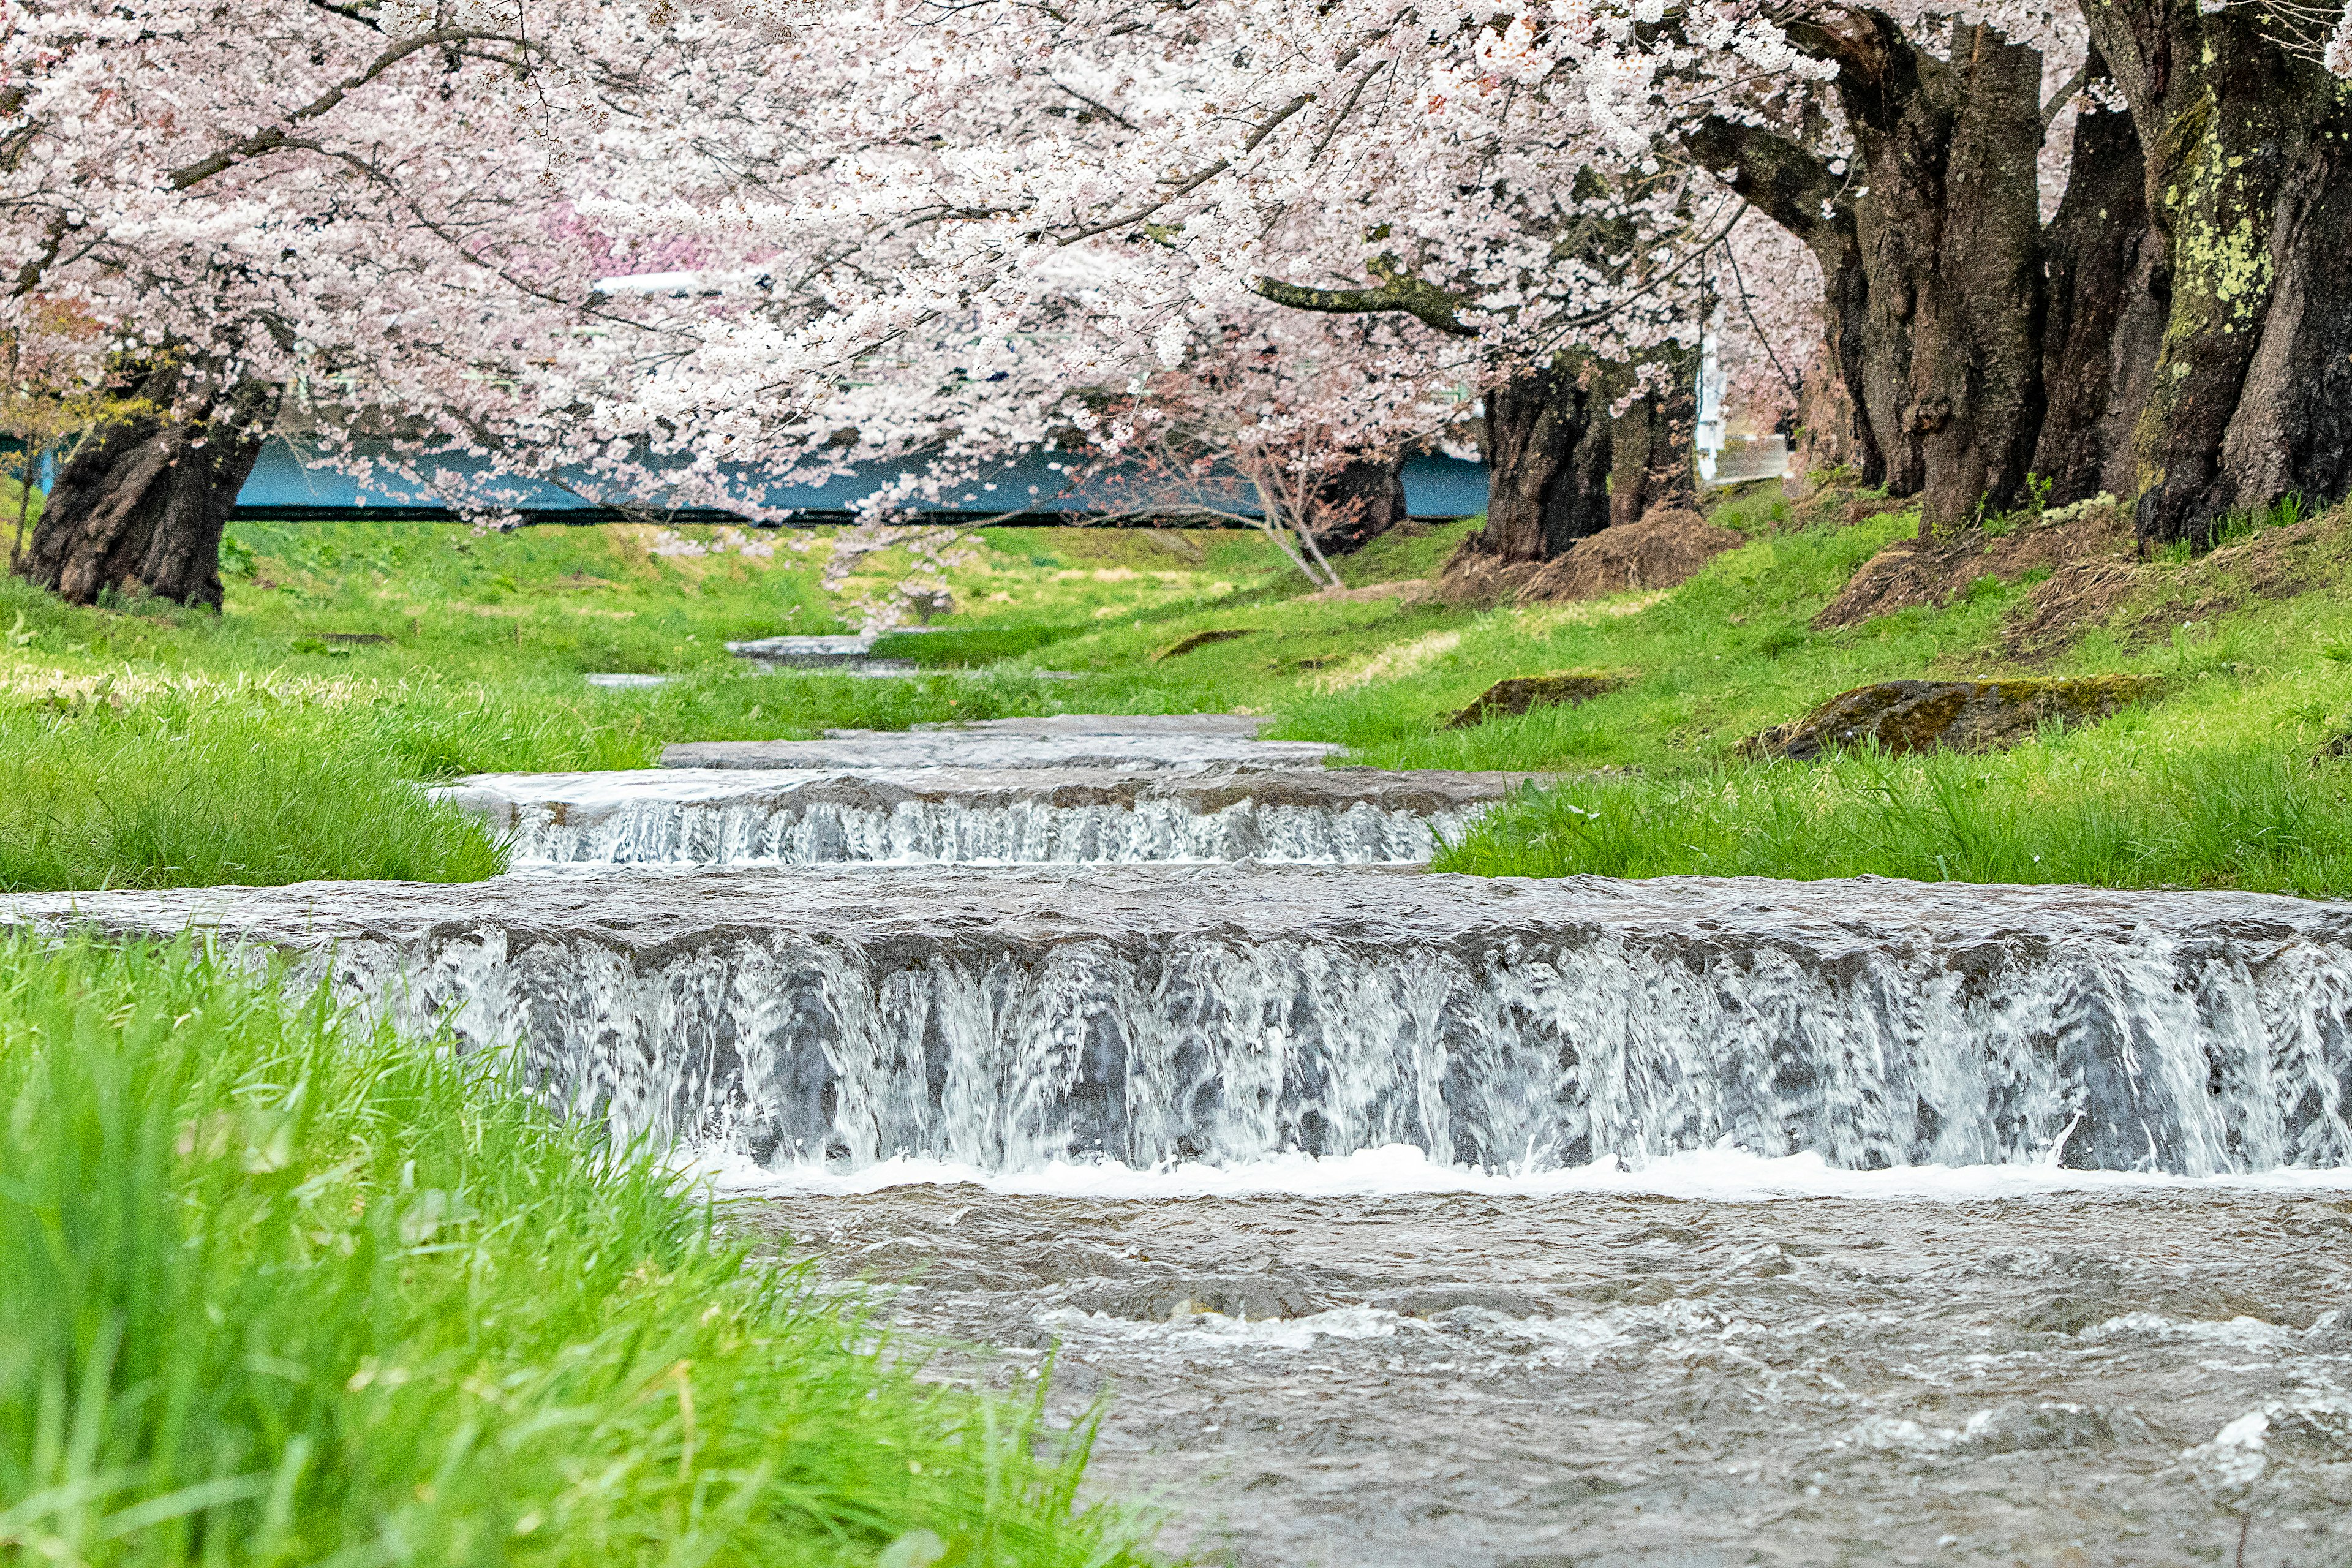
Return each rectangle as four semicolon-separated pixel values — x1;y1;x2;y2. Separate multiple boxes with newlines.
10;486;2352;895
0;689;507;891
1435;742;2352;895
0;934;1147;1567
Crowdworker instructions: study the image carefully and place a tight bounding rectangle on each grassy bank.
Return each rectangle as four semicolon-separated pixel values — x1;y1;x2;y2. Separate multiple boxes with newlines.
1433;744;2352;895
5;486;2352;894
0;934;1144;1566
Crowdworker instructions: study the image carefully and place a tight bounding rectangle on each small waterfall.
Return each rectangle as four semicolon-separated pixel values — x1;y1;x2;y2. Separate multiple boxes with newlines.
496;796;1473;866
96;866;2343;1180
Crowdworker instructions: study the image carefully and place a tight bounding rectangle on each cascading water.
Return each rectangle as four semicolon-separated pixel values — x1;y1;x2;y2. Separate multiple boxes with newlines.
14;865;2351;1177
496;794;1470;865
435;766;1517;867
20;708;2352;1562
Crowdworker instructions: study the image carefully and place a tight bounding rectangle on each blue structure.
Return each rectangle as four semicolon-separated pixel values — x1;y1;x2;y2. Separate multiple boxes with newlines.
232;438;1489;525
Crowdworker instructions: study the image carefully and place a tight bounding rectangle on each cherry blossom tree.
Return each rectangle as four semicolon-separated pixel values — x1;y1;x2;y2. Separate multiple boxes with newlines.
1060;306;1472;586
0;1;796;606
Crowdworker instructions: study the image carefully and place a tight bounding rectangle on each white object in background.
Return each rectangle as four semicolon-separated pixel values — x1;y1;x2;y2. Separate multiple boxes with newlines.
1694;321;1727;484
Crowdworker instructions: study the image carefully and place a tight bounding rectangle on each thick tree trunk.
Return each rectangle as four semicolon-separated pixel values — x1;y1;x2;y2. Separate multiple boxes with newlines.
1815;15;2048;532
1310;453;1409;555
1696;13;2051;528
20;369;276;608
2084;0;2352;546
1477;360;1613;562
1607;351;1700;526
2032;67;2169;505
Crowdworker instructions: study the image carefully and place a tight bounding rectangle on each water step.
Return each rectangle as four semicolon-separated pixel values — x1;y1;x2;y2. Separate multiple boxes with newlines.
723;634;878;666
663;717;1340;770
11;866;2350;1177
435;766;1529;866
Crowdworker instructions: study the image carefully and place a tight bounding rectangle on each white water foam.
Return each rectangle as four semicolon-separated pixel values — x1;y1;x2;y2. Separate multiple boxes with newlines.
687;1142;2352;1203
495;795;1470;867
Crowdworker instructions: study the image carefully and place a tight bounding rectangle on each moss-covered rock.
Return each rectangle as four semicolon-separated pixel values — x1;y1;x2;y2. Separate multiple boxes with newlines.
1151;628;1255;662
1444;671;1627;729
1738;676;2161;761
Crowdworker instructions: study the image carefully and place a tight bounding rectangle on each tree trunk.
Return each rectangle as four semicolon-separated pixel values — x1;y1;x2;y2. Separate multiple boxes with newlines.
1697;13;2051;528
18;369;276;609
1811;14;2048;532
1310;453;1409;555
1477;360;1613;562
2032;63;2169;505
1684;118;1890;489
1607;351;1699;527
2083;0;2352;546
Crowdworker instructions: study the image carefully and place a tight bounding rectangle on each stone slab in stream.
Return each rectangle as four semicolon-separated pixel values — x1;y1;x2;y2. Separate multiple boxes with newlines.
723;633;877;665
9;865;2351;1176
662;720;1341;771
905;712;1274;737
434;764;1532;866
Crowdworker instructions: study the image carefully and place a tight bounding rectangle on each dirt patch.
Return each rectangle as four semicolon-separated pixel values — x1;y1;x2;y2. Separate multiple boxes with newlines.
1422;545;1542;608
1444;672;1628;729
1311;579;1429;603
1519;509;1746;603
1813;501;2133;631
1737;676;2162;761
2007;515;2345;654
1428;509;1744;608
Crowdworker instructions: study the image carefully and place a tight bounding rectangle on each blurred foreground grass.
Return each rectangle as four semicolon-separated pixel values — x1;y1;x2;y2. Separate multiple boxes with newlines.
0;935;1148;1566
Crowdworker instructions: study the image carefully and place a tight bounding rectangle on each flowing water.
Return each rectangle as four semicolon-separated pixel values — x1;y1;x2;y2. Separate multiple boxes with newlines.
14;865;2352;1175
10;712;2351;1561
738;1169;2352;1567
434;766;1521;867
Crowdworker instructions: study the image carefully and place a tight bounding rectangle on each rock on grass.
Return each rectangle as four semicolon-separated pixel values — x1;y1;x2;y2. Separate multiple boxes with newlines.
1444;672;1627;729
1738;676;2162;761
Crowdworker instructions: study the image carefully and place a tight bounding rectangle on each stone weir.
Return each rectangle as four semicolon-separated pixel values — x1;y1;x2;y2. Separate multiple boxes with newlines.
10;865;2352;1178
435;766;1531;867
659;711;1341;772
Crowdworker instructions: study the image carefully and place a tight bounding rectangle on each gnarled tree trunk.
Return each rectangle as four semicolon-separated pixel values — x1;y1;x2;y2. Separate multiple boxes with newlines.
1684;118;1889;489
1819;15;2048;531
2084;0;2352;547
1607;349;1700;526
1695;12;2052;529
1477;359;1614;562
20;368;277;609
2033;62;2169;505
1311;452;1409;556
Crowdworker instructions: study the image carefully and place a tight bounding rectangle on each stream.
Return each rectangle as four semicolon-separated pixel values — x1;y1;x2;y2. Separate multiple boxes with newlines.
9;711;2350;1563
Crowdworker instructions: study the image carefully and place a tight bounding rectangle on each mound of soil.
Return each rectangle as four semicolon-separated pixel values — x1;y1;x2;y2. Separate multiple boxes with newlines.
1813;502;2133;631
1518;508;1746;604
1444;671;1627;729
2026;518;2342;652
1420;546;1542;608
1425;507;1747;608
1737;675;2162;761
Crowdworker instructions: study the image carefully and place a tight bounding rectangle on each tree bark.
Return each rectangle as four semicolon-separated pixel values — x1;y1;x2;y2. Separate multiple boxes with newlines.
1806;13;2048;532
2032;62;2169;505
1607;350;1700;526
1684;116;1890;488
1477;359;1614;562
17;369;276;609
2082;0;2352;546
1310;452;1409;555
1694;12;2051;530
